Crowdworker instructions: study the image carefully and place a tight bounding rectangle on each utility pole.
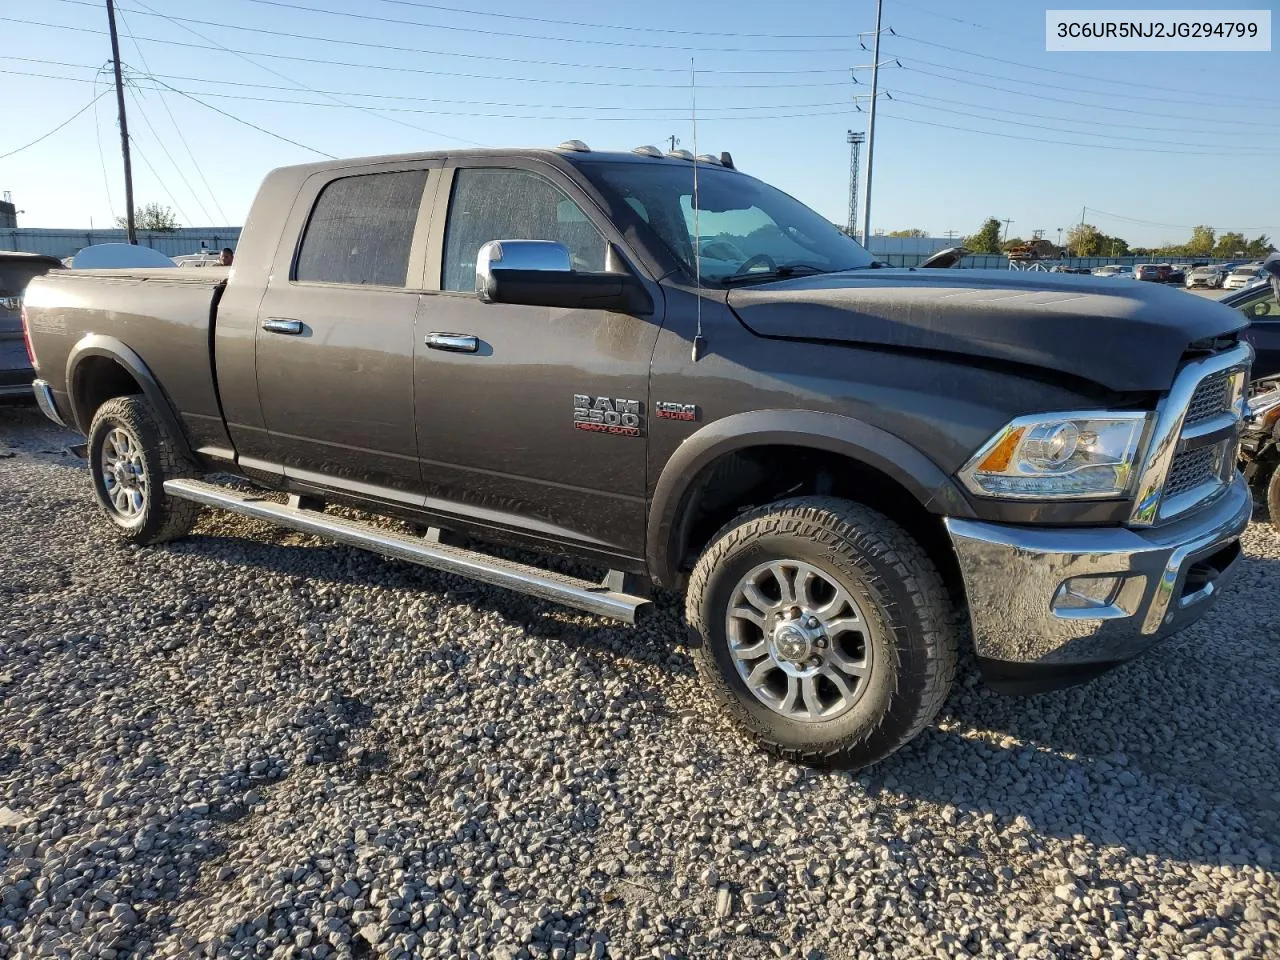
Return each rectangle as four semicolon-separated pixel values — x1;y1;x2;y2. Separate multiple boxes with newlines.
944;229;957;241
106;0;136;244
845;131;864;239
860;0;884;245
1001;218;1014;242
666;135;680;153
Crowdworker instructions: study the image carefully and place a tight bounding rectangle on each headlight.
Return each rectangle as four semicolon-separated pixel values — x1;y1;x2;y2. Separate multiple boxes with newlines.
960;412;1149;499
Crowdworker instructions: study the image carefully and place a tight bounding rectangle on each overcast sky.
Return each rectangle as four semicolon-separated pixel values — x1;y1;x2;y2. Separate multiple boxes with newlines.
2;0;1276;248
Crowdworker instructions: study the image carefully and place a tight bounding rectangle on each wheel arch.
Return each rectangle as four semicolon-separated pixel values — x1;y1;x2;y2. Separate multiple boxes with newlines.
65;334;196;462
646;409;975;589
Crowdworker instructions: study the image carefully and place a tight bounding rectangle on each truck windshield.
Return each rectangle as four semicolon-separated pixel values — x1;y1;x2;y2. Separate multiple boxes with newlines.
579;160;875;283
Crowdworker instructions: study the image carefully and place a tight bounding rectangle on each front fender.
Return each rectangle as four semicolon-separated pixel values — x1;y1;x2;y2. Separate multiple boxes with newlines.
645;408;974;586
65;334;196;461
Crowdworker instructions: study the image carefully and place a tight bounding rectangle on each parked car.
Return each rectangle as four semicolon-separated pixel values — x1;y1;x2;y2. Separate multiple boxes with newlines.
1223;264;1264;291
1;252;63;400
1236;256;1280;528
1220;265;1280;381
1090;264;1125;277
22;142;1255;769
1134;263;1161;281
1186;265;1226;288
1165;265;1187;285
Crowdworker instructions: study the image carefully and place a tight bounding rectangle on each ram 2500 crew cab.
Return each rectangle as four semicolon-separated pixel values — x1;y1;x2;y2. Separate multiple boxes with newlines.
23;143;1253;768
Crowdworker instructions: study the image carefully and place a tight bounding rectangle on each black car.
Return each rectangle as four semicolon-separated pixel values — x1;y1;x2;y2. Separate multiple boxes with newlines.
1;252;64;400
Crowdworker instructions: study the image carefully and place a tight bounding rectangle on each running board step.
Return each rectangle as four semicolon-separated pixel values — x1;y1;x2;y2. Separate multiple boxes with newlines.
163;479;652;623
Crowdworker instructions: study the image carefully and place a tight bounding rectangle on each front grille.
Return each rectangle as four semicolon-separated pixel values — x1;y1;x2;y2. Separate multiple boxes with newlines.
1131;341;1251;526
1184;371;1232;426
1164;445;1220;501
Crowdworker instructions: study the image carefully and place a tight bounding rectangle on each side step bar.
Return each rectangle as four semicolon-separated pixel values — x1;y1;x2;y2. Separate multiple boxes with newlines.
163;479;653;624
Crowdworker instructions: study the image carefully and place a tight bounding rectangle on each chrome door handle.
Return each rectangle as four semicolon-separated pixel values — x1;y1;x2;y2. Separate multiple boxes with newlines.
425;332;478;353
261;318;303;335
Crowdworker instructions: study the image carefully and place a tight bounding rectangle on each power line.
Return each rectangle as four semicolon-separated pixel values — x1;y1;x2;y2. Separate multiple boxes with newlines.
897;59;1276;127
1;22;852;88
886;93;1276;153
892;88;1277;137
54;0;862;55
10;56;1276;137
366;0;857;39
127;135;193;226
893;33;1277;106
888;1;1035;43
144;77;335;158
91;63;116;220
1084;207;1268;233
126;0;487;148
0;66;860;121
0;88;109;161
875;108;1271;158
117;11;228;223
125;84;216;224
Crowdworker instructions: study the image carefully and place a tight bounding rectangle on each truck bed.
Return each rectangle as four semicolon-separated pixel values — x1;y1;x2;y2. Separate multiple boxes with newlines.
22;268;230;454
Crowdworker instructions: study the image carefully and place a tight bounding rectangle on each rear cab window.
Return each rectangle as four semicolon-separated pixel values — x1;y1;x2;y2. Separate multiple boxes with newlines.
295;169;429;287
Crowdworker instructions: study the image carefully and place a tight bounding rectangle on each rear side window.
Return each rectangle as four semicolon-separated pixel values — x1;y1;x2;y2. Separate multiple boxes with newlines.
295;170;428;287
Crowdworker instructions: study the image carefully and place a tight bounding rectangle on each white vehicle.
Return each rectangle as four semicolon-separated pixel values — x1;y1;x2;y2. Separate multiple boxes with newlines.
1223;264;1264;291
173;252;222;268
1185;265;1226;289
1091;264;1123;277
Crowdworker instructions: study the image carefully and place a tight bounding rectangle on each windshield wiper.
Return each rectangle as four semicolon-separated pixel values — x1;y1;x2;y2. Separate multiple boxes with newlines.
719;263;832;286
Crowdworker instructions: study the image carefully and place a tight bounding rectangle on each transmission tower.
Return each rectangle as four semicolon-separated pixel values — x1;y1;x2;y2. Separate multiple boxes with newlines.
846;131;865;239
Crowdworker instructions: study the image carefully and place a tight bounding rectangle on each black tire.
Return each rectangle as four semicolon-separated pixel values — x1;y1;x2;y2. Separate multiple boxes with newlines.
686;496;957;769
1268;463;1280;535
87;395;200;545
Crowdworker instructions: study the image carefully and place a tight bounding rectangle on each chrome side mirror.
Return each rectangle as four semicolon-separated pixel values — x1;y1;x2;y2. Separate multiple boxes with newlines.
475;240;570;302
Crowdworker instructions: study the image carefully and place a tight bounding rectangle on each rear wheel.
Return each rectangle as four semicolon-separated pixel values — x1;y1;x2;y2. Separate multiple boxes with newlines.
686;496;957;769
87;396;199;545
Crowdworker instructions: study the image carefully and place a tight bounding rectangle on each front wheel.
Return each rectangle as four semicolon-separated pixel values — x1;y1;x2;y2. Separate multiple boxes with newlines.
686;497;958;769
1268;464;1280;535
87;396;200;545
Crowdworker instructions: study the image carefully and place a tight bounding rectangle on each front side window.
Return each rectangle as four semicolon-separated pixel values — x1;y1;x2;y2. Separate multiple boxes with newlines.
295;169;428;287
579;160;875;283
441;168;606;292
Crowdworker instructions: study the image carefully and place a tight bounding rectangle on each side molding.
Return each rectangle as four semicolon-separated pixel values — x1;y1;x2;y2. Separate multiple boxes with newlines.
64;334;197;461
646;409;975;586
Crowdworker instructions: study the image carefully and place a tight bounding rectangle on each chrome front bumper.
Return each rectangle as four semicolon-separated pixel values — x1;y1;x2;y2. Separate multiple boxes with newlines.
946;474;1250;671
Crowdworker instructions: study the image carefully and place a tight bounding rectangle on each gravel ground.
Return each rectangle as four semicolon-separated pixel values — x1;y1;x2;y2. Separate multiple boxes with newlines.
1;403;1278;960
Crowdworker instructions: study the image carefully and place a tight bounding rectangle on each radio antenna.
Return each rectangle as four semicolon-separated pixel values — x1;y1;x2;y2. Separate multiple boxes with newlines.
690;58;706;363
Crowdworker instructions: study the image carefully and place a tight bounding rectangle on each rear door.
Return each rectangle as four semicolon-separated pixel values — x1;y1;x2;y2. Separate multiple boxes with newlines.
253;162;437;505
412;162;664;558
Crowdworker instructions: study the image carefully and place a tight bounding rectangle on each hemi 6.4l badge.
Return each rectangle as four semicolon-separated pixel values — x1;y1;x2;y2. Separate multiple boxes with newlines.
573;395;643;437
655;401;698;422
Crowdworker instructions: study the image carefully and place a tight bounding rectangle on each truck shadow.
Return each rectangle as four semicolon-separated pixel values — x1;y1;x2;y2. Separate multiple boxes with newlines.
169;525;1280;871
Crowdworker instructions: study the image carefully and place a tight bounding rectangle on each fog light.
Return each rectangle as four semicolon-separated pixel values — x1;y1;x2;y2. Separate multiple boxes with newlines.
1052;575;1120;611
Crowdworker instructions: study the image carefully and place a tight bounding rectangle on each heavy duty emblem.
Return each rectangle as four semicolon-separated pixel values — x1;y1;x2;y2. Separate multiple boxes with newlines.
573;395;642;437
655;401;698;422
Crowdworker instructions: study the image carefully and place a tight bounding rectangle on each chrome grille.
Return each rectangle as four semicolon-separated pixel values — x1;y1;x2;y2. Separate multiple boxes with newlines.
1129;341;1251;526
1184;371;1231;426
1163;446;1220;501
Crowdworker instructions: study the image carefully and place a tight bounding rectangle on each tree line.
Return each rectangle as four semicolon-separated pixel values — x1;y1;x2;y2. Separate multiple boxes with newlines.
880;217;1274;260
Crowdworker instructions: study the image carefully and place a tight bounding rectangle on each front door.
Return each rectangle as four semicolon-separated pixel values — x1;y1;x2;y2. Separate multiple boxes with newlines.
413;163;663;558
254;165;435;505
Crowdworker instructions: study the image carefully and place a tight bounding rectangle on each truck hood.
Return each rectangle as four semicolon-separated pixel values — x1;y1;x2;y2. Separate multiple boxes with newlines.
726;269;1247;392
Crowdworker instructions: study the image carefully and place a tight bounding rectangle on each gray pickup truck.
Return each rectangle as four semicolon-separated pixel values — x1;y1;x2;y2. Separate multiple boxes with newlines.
23;143;1253;768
